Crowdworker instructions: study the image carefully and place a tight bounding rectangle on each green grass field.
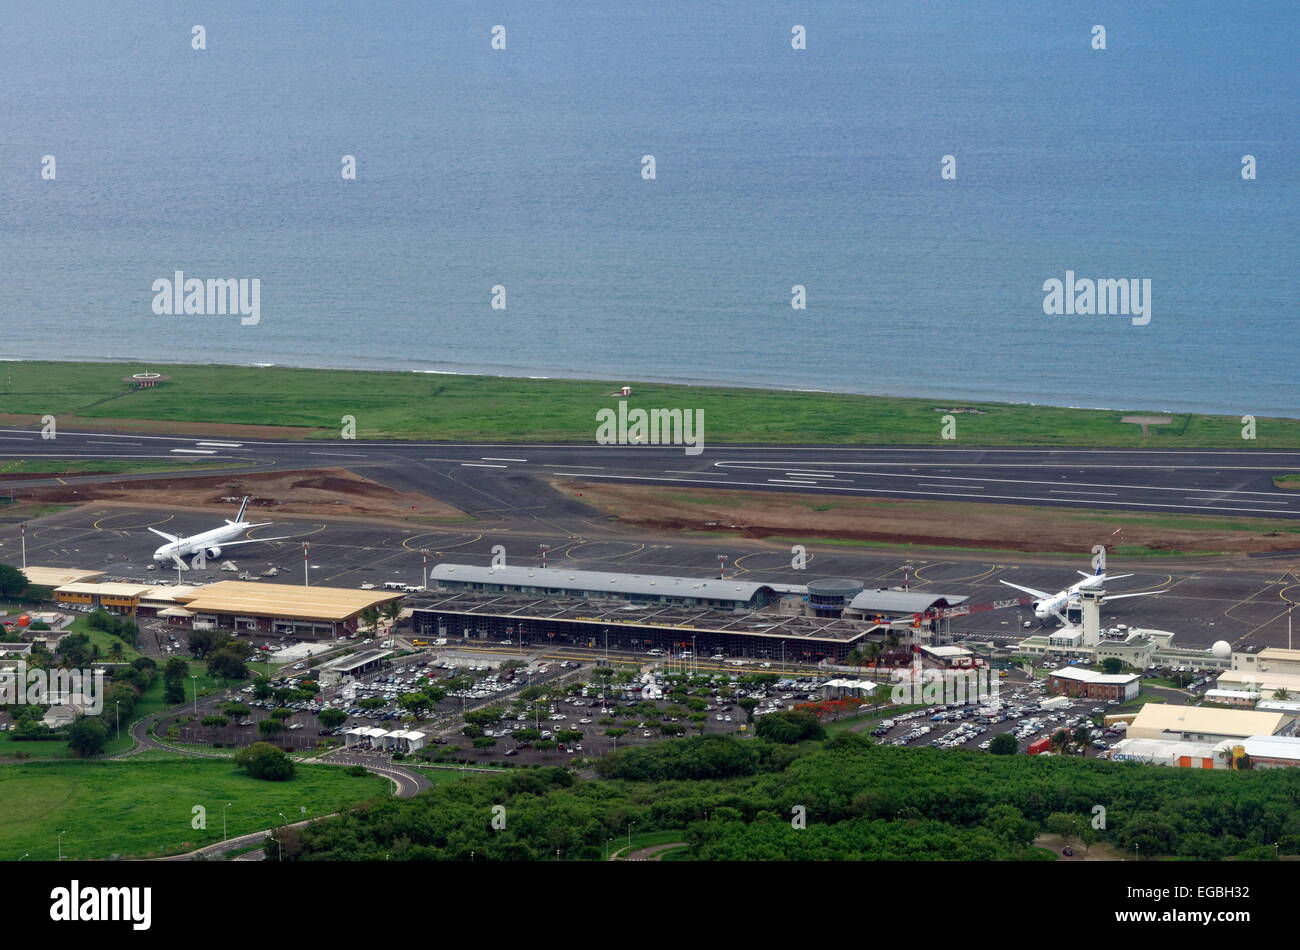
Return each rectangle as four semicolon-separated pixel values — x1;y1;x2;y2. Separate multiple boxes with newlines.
1;360;1296;447
0;758;391;859
0;458;233;477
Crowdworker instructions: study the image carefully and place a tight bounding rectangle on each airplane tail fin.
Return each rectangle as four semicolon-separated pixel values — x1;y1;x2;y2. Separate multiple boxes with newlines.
229;496;249;525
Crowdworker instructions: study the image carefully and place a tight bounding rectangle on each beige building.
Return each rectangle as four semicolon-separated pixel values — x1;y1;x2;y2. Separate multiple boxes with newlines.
1127;704;1291;744
1216;668;1300;701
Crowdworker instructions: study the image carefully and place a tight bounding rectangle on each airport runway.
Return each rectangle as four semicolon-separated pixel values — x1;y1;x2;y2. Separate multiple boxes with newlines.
2;426;1299;520
3;504;1297;651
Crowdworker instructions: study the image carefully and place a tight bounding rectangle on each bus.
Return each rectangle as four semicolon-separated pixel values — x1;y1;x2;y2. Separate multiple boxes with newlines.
411;638;430;647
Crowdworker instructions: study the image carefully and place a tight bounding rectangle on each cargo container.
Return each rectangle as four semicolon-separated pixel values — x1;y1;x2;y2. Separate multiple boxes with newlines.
1028;736;1052;755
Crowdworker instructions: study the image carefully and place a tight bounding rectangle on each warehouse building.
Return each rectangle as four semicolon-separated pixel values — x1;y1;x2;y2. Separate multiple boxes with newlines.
1047;667;1140;702
1126;704;1292;744
20;566;106;588
431;563;791;609
1215;668;1300;701
1109;737;1229;769
1239;735;1300;769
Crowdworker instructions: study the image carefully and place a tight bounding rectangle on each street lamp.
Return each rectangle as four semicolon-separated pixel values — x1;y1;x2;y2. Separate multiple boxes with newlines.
223;802;232;841
627;820;636;849
58;830;66;861
191;674;199;716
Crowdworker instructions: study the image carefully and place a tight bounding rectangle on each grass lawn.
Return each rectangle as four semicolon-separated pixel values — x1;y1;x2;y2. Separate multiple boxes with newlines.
0;458;235;477
1275;474;1300;490
610;828;688;860
0;758;391;860
1;360;1296;447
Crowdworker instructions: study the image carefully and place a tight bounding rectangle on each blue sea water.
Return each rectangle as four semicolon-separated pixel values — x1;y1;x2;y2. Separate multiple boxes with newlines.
0;0;1295;416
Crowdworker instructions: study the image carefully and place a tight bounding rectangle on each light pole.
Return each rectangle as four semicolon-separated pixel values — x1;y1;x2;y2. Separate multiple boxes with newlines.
223;802;232;841
191;675;198;716
114;700;120;741
627;820;636;849
58;830;65;861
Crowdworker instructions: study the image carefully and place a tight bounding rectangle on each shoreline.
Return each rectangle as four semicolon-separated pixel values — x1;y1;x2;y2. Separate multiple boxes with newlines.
0;355;1291;422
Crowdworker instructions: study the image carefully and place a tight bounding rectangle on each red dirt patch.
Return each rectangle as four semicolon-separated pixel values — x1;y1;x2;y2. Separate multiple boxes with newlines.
10;468;467;522
551;479;1300;558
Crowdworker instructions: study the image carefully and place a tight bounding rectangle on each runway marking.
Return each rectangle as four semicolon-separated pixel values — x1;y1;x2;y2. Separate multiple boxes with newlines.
784;472;838;479
309;452;368;458
170;449;217;455
768;479;820;486
461;463;507;469
0;436;33;440
196;441;243;448
931;484;984;490
1184;497;1285;507
714;463;1300;500
550;471;1298;515
481;457;527;462
1049;490;1118;496
89;440;141;446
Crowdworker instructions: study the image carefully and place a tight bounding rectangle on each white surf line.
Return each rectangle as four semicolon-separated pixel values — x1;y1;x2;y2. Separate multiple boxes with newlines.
714;462;1299;498
1049;489;1118;496
170;449;217;454
481;457;527;462
549;471;1297;515
461;462;507;469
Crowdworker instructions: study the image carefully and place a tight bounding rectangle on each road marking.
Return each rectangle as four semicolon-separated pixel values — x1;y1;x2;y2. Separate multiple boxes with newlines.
309;452;368;458
461;463;507;469
1184;496;1286;507
546;471;1298;515
481;457;527;462
88;440;142;446
715;462;1299;498
768;479;820;486
931;484;984;490
170;448;217;455
1049;490;1118;496
784;472;838;479
196;441;243;448
0;436;33;440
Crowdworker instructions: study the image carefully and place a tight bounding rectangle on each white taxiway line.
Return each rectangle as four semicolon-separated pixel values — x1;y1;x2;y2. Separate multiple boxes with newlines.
549;471;1297;515
1049;490;1118;496
309;452;368;458
196;441;243;448
461;463;507;469
768;479;820;486
170;449;217;454
481;457;527;462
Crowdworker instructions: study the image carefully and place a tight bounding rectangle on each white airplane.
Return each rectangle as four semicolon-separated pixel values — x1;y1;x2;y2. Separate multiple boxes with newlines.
150;497;292;569
1000;562;1166;624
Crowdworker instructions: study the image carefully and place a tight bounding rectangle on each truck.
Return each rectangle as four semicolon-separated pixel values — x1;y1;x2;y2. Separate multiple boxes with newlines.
1027;736;1052;755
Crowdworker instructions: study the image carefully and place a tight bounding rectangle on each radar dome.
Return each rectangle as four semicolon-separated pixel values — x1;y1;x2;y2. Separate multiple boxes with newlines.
1212;640;1232;660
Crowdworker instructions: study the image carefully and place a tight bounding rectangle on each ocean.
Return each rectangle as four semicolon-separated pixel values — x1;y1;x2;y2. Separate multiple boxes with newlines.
0;0;1295;416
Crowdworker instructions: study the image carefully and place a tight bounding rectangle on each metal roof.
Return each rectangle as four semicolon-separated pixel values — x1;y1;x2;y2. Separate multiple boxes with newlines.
431;563;784;603
1240;735;1300;761
174;581;403;622
848;590;969;613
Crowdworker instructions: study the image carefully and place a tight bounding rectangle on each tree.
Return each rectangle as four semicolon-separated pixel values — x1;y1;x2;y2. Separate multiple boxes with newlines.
989;733;1018;755
472;736;497;753
754;710;825;744
606;728;628;748
235;742;295;781
738;697;759;723
0;563;29;598
107;641;125;663
358;605;381;635
202;715;229;728
1045;812;1086;852
1100;657;1126;675
206;648;249;680
66;716;108;757
258;718;283;738
319;708;347;730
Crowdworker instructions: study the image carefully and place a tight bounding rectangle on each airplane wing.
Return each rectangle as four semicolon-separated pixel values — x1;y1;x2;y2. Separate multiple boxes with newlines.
214;536;298;548
148;527;181;543
1102;590;1167;602
1000;580;1051;598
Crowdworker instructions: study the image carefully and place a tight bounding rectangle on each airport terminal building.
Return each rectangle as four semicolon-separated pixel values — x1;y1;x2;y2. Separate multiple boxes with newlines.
51;576;403;639
430;563;795;610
